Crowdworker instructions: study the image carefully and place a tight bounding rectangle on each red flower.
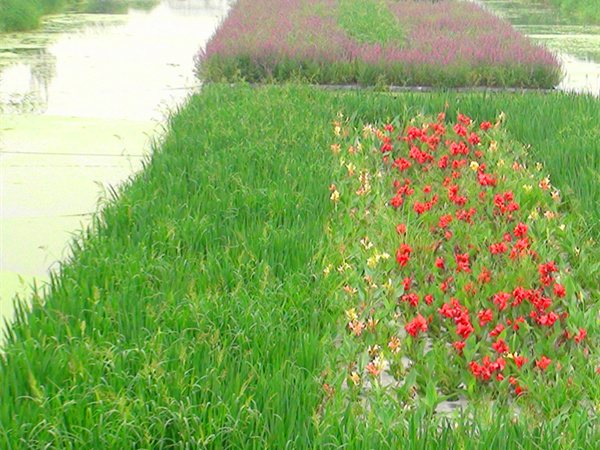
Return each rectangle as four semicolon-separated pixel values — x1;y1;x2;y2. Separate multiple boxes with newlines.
553;284;566;298
455;252;471;273
405;314;428;337
574;328;587;343
401;293;420;307
514;355;528;369
478;309;493;327
515;385;523;395
468;132;481;145
493;292;511;311
453;340;466;355
513;222;529;237
453;123;468;137
536;356;552;371
392;157;412;172
492;338;509;354
480;121;492;131
435;257;445;269
538;261;558;286
457;113;471;126
478;267;491;284
490;242;508;254
490;324;504;337
396;244;413;266
512;316;526;331
438;214;453;229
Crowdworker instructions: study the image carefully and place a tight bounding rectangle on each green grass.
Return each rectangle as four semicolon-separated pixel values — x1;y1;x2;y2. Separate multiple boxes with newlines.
543;0;600;23
337;0;407;46
1;84;599;447
0;0;158;32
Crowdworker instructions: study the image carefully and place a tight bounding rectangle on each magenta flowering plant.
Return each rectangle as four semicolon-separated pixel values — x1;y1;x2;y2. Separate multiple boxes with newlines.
322;109;598;413
196;0;562;88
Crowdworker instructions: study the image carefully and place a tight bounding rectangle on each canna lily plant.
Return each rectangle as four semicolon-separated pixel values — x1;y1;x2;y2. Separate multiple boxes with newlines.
322;108;598;414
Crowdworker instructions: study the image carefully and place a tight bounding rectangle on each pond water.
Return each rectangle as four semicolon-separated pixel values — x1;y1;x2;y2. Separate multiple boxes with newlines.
472;0;600;96
0;0;230;323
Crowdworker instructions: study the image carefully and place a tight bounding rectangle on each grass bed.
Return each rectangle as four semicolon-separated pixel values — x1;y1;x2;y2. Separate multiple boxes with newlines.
541;0;600;24
197;0;562;88
1;84;599;447
323;107;599;433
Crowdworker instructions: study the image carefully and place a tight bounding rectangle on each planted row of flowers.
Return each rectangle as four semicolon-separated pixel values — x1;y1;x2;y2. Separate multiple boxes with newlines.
197;0;562;88
322;110;597;411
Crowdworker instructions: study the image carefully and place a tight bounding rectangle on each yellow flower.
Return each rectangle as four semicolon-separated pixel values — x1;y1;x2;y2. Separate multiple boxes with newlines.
470;161;479;171
323;264;332;275
345;308;358;321
360;236;373;249
330;190;340;202
523;184;533;192
330;143;340;154
497;159;505;168
337;262;351;273
333;121;342;136
349;371;361;386
346;162;356;176
367;318;379;333
368;345;381;358
551;190;561;202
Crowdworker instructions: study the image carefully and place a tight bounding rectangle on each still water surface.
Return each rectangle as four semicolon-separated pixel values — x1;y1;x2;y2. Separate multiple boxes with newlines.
474;0;600;96
0;0;230;322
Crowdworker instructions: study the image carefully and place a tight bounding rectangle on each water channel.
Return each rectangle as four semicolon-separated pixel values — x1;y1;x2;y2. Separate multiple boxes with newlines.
0;0;599;326
0;0;230;323
474;0;600;96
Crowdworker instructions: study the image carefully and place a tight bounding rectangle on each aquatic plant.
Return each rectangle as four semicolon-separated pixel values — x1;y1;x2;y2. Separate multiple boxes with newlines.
197;0;562;88
1;85;598;446
324;110;598;418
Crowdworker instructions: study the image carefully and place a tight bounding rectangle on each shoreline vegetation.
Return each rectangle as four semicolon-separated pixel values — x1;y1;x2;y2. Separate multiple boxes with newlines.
539;0;600;23
2;84;599;447
2;0;600;447
0;0;159;32
196;0;562;88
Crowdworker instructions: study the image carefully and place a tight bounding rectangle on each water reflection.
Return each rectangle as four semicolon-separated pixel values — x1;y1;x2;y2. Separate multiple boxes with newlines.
0;0;230;120
472;0;600;96
166;0;229;14
0;48;56;114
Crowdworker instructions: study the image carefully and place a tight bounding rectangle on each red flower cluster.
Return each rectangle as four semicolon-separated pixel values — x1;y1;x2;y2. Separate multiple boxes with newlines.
334;111;592;401
396;243;413;266
405;314;428;337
